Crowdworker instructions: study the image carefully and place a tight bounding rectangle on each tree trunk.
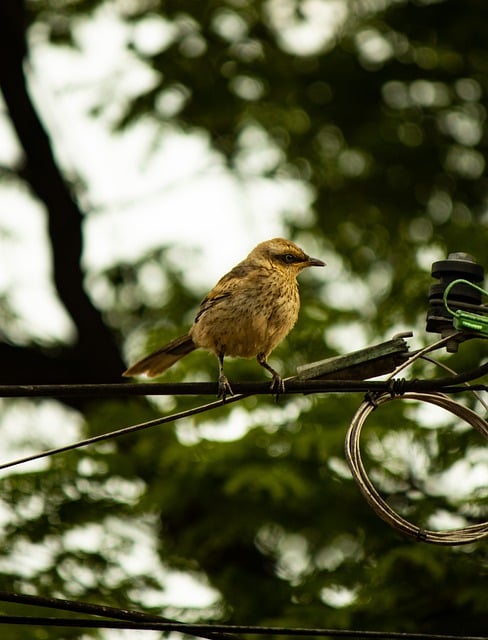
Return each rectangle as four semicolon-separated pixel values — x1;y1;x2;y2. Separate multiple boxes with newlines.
0;0;124;384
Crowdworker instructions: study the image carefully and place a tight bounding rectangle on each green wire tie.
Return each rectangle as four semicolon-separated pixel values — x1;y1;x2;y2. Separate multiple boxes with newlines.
443;278;488;335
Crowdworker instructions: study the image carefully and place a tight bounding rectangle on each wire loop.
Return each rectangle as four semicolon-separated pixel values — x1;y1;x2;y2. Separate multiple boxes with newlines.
345;391;488;545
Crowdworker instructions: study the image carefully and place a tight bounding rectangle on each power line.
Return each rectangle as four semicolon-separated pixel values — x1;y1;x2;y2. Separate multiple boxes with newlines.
0;379;486;399
0;616;486;640
2;591;485;640
1;375;487;474
0;352;486;546
0;350;486;636
1;364;487;541
1;352;487;471
346;390;488;545
0;332;486;401
0;590;238;640
0;379;412;398
0;392;248;472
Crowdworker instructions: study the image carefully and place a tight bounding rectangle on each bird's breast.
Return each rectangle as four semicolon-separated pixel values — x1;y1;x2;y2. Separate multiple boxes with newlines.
191;276;300;358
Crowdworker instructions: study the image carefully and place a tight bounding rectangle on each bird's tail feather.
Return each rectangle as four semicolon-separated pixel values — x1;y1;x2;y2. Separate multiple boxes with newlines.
123;333;196;378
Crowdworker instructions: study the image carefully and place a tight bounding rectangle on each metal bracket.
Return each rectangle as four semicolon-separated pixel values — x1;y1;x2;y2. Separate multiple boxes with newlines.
296;332;412;381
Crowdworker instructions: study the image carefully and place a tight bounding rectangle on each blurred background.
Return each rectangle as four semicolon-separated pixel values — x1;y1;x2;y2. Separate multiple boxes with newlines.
0;1;487;638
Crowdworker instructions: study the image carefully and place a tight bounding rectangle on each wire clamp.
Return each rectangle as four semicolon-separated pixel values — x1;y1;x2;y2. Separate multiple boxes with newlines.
443;279;488;337
415;527;428;543
387;377;407;397
364;391;381;408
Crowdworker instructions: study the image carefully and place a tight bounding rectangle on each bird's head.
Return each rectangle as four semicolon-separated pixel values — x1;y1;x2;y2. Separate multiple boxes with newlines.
248;238;326;275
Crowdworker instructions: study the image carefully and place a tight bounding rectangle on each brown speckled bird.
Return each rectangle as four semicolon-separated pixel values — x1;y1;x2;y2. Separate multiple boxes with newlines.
123;238;325;398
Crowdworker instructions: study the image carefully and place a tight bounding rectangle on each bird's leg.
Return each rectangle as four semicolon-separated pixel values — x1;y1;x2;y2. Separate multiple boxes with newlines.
257;353;285;396
217;351;233;400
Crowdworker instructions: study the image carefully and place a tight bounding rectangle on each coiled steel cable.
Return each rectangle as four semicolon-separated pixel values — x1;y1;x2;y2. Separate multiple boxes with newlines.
345;390;488;545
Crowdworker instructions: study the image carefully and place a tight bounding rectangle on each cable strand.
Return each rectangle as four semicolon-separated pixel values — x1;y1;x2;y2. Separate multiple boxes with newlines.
345;339;488;545
0;393;248;472
0;615;486;640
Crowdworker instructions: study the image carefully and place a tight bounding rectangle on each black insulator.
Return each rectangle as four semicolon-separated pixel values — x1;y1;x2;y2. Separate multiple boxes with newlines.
426;252;485;336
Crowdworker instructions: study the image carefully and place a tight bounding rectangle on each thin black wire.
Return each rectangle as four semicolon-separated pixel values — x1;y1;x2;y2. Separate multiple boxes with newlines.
0;381;412;473
0;616;486;640
345;391;488;545
0;379;407;398
0;357;487;635
1;591;486;640
409;359;488;390
0;365;486;399
0;392;248;472
1;364;488;472
0;590;238;640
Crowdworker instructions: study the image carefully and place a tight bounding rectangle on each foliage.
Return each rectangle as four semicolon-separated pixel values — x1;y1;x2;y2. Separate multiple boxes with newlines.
1;0;487;638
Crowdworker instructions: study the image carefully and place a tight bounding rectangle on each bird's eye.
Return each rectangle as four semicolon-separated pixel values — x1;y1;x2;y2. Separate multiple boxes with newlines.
283;254;296;263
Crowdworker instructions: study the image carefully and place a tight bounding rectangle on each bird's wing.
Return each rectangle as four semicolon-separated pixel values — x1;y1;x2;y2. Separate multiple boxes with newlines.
194;263;260;323
194;292;232;323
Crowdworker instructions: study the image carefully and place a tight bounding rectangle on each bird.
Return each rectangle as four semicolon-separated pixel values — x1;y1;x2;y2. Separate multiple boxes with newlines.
123;238;325;399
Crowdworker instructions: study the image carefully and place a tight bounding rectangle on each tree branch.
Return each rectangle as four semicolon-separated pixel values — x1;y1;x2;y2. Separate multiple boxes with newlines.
0;0;124;383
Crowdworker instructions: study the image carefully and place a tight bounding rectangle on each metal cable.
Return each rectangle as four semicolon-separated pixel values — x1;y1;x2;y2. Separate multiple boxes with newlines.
0;615;487;640
2;590;486;640
345;391;488;545
0;393;248;472
345;332;488;544
0;590;239;640
2;333;488;541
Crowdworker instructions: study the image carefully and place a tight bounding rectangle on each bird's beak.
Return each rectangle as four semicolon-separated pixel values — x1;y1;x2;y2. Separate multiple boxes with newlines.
305;255;326;267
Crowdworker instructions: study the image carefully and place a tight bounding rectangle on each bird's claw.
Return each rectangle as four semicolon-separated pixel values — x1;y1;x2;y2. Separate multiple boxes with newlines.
218;375;234;401
270;373;286;398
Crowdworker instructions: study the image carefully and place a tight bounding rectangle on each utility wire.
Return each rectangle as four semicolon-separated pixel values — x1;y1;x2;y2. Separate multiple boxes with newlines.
0;616;486;640
0;379;423;398
0;370;486;399
1;591;485;640
345;390;488;545
345;339;488;545
421;354;488;412
0;342;486;640
1;378;488;473
0;392;248;472
0;590;238;640
0;344;487;543
1;354;488;473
